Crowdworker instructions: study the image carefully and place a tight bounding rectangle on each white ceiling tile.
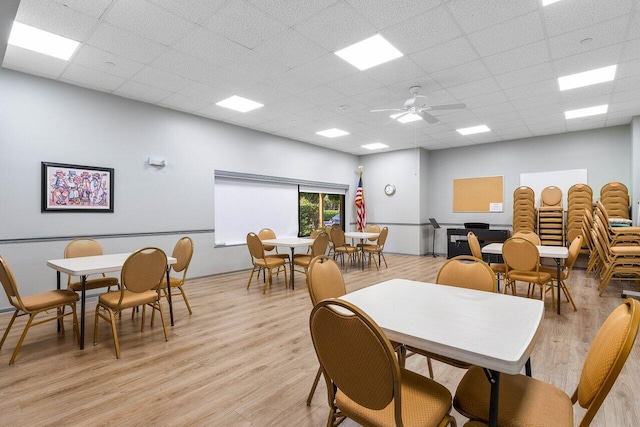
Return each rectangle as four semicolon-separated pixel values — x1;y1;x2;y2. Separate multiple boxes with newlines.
172;27;251;68
60;63;126;91
447;77;502;100
253;28;329;69
624;38;640;60
264;69;323;96
2;45;69;78
429;60;492;87
529;124;568;136
511;92;562;111
411;37;479;73
616;58;640;79
552;44;624;75
323;98;368;116
445;0;538;33
483;41;550;75
73;45;144;79
468;11;545;57
87;22;167;63
345;0;440;29
150;49;219;85
198;103;242;120
494;62;556;89
249;0;340;26
363;57;426;86
290;54;358;87
326;72;381;97
294;2;378;51
548;16;629;60
461;90;510;109
160;93;210;112
542;0;634;36
559;81;615;103
15;0;99;41
613;85;640;102
383;6;462;54
203;0;288;50
48;0;113;19
148;0;225;24
493;128;533;141
470;102;517;118
503;79;557;100
130;66;190;92
177;81;231;103
104;0;195;46
115;80;172;103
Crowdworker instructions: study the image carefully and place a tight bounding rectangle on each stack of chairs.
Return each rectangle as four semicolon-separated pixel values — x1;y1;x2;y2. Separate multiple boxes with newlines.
513;186;536;234
567;184;593;255
538;186;565;246
600;182;630;219
590;201;640;295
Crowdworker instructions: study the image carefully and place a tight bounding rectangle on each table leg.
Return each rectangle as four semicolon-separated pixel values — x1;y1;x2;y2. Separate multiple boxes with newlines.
166;266;174;326
80;275;86;350
56;271;61;332
556;258;561;315
360;238;365;270
525;358;532;377
488;370;500;427
290;247;295;290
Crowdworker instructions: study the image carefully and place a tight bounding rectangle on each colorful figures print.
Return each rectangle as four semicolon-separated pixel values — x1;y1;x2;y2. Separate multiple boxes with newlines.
47;167;110;208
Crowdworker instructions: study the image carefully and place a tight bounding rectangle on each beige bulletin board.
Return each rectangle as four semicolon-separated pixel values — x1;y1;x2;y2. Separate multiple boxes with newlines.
453;176;504;212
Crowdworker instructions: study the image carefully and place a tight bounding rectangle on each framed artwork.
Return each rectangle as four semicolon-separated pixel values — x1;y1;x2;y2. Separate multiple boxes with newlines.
41;162;114;212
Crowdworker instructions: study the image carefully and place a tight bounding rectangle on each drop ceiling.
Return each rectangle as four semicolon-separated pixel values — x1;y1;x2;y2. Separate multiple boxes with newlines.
2;0;640;155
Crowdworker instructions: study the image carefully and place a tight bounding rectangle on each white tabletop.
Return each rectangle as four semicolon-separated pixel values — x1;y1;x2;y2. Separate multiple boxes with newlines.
340;279;544;374
261;237;314;248
482;242;568;259
47;252;177;276
344;231;379;239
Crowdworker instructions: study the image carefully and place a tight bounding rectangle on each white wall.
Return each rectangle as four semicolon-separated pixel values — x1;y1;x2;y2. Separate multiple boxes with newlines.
0;69;360;307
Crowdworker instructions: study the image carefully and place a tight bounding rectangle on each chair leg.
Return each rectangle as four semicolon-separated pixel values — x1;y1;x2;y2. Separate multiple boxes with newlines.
380;252;387;268
71;303;80;345
307;366;323;406
154;300;169;341
108;309;120;359
0;310;19;350
560;280;577;311
9;314;35;365
178;286;193;315
426;356;435;379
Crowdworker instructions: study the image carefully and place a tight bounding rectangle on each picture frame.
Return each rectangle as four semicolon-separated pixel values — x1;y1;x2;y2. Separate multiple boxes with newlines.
41;162;114;212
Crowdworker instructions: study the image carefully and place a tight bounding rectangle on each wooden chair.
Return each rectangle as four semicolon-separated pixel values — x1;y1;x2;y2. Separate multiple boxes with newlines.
292;231;329;279
157;236;194;316
330;227;357;272
258;228;290;262
362;226;389;270
94;247;169;359
540;236;582;311
246;232;288;293
468;231;505;286
407;255;497;379
511;230;541;245
64;238;119;291
310;298;456;427
502;237;553;300
453;298;640;427
0;255;79;364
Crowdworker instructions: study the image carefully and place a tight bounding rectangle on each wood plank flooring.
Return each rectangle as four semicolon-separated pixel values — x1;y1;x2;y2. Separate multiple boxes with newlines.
0;253;638;426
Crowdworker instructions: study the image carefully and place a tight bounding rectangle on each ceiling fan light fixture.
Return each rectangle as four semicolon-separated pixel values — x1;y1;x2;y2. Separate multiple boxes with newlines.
457;125;491;135
335;34;403;71
391;112;422;123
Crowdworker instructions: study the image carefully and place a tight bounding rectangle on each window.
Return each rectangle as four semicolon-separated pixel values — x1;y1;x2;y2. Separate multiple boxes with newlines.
299;192;345;236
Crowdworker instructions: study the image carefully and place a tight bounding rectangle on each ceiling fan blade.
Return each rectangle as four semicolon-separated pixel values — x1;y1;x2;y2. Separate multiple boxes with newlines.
417;110;439;124
426;103;467;111
370;108;402;112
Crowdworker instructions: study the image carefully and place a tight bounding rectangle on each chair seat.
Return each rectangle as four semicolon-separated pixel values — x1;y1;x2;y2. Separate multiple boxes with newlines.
98;289;158;310
293;255;312;267
335;246;358;253
69;276;119;291
507;271;551;283
337;367;452;427
19;289;79;311
156;276;184;289
265;253;290;261
255;257;286;268
490;263;506;274
454;366;573;427
539;265;566;279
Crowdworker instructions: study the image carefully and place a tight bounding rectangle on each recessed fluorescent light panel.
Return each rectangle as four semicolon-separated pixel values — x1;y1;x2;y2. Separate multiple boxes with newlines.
457;125;491;135
216;95;263;113
8;22;80;60
564;104;608;120
542;0;564;6
361;143;388;150
335;34;403;71
390;113;422;123
316;128;350;138
558;65;617;91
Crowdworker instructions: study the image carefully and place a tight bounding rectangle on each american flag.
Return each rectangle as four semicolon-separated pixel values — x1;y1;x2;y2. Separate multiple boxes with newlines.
355;174;366;232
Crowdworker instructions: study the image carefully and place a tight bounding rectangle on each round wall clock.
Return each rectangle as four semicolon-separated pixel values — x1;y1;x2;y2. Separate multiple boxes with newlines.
384;184;396;196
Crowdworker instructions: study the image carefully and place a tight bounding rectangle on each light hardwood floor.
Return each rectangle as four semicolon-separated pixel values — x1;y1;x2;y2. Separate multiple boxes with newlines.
0;253;638;426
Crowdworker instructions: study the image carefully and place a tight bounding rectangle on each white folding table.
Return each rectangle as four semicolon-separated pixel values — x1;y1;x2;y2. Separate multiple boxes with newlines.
344;231;379;270
340;279;544;427
261;237;313;289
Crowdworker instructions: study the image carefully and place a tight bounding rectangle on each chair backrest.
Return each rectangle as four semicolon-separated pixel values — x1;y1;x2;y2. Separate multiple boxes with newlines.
576;298;640;426
330;227;346;247
64;238;105;258
376;227;389;247
310;299;401;423
565;235;583;273
365;224;380;242
310;232;330;257
436;255;497;292
309;229;322;239
258;228;277;251
512;230;541;245
307;256;346;305
0;255;22;307
121;247;167;294
541;186;562;207
467;232;482;259
171;236;194;273
502;237;540;272
246;232;266;260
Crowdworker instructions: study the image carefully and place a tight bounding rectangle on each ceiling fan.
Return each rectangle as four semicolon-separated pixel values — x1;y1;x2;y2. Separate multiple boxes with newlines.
371;86;466;124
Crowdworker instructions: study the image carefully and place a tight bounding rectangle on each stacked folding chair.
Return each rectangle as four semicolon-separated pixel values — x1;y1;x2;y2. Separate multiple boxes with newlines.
538;186;564;246
513;186;536;234
600;182;630;219
567;184;593;255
